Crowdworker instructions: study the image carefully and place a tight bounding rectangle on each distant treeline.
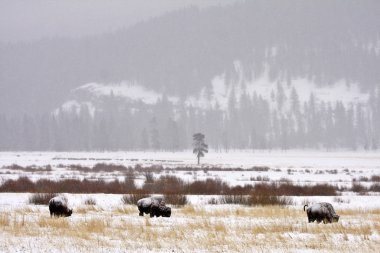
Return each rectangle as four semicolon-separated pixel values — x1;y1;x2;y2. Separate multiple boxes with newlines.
0;84;379;151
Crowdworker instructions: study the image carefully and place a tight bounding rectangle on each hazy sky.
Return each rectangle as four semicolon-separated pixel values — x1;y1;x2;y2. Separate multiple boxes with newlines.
0;0;240;43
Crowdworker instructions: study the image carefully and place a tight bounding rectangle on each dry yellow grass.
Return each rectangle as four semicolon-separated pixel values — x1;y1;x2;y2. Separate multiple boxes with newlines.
75;205;103;214
0;206;379;252
0;212;10;226
38;216;70;229
113;206;135;215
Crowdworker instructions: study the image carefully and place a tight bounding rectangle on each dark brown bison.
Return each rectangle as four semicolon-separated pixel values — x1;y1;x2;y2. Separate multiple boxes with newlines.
150;202;171;217
137;196;171;217
304;202;339;223
49;196;72;217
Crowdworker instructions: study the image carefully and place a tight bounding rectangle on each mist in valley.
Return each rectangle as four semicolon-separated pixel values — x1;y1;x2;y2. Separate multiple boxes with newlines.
1;0;379;151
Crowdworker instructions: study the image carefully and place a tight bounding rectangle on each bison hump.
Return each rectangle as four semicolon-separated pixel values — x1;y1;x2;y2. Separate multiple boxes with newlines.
137;197;153;208
49;196;68;206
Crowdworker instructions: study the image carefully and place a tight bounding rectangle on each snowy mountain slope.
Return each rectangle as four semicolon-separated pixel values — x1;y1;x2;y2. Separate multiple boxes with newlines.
56;65;370;115
189;64;369;111
74;82;179;105
2;0;380;116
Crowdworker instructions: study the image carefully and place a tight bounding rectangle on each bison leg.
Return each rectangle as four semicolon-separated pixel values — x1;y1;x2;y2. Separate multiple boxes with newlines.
138;206;144;216
150;208;159;218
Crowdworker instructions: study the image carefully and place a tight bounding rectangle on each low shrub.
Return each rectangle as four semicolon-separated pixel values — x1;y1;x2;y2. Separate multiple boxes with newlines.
327;169;338;174
369;183;380;192
251;166;270;172
5;164;52;172
351;183;367;193
353;176;369;182
248;195;293;206
252;183;337;196
29;193;57;205
207;197;220;205
1;177;36;192
0;176;339;195
164;194;188;207
220;195;249;205
84;197;97;205
333;196;350;204
250;176;270;181
121;193;150;205
144;172;154;184
301;198;312;205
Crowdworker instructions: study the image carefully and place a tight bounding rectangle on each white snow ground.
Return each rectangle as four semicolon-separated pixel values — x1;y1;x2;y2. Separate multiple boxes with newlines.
1;150;379;169
0;151;379;188
0;193;379;253
1;151;380;252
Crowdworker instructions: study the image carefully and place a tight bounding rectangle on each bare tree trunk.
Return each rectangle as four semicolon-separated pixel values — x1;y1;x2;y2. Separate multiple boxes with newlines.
197;154;200;165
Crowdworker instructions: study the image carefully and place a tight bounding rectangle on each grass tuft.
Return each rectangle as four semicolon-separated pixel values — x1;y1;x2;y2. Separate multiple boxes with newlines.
83;197;97;205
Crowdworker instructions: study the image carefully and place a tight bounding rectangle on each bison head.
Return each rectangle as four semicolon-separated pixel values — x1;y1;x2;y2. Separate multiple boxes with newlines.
332;214;339;222
161;206;171;217
65;208;73;217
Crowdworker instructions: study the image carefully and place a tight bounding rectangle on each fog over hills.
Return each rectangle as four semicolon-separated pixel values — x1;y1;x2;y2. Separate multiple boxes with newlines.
0;0;379;151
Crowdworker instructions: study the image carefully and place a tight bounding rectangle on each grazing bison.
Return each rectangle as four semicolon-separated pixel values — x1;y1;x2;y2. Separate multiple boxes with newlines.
137;196;171;217
150;202;171;217
49;196;72;217
304;202;339;223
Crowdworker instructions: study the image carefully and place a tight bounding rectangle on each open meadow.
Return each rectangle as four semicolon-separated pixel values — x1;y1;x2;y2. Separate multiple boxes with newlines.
0;151;380;252
0;199;379;252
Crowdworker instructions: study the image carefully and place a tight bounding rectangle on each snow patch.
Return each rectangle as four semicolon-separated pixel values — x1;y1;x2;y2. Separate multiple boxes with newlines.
74;81;178;104
54;100;95;116
55;64;369;114
192;63;370;110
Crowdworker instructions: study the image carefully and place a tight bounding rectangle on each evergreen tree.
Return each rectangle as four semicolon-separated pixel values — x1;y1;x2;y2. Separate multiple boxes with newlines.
192;133;208;165
149;117;160;150
140;128;149;150
290;87;300;115
276;82;286;110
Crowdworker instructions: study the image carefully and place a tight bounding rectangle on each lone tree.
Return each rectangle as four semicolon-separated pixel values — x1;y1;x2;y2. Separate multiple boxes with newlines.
193;133;208;165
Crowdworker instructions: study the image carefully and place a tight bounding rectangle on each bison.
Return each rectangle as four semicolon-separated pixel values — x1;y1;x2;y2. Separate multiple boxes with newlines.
137;196;171;217
304;202;339;223
150;202;171;217
49;196;73;217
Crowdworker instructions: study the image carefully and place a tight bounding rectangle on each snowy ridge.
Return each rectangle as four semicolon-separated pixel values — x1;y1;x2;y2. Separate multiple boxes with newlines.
54;100;96;116
188;63;369;111
55;64;369;115
74;82;179;104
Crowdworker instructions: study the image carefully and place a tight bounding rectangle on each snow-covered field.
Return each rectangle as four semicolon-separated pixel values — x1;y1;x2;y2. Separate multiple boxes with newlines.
1;150;379;168
1;151;380;252
1;150;379;187
0;193;379;252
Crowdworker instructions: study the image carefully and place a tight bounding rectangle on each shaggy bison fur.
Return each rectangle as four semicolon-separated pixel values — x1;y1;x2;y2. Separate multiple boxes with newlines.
304;202;339;223
49;196;72;217
150;202;171;217
137;196;171;217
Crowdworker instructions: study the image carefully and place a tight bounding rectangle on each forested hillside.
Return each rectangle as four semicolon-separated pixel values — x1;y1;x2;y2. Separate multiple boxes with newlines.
0;0;379;150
